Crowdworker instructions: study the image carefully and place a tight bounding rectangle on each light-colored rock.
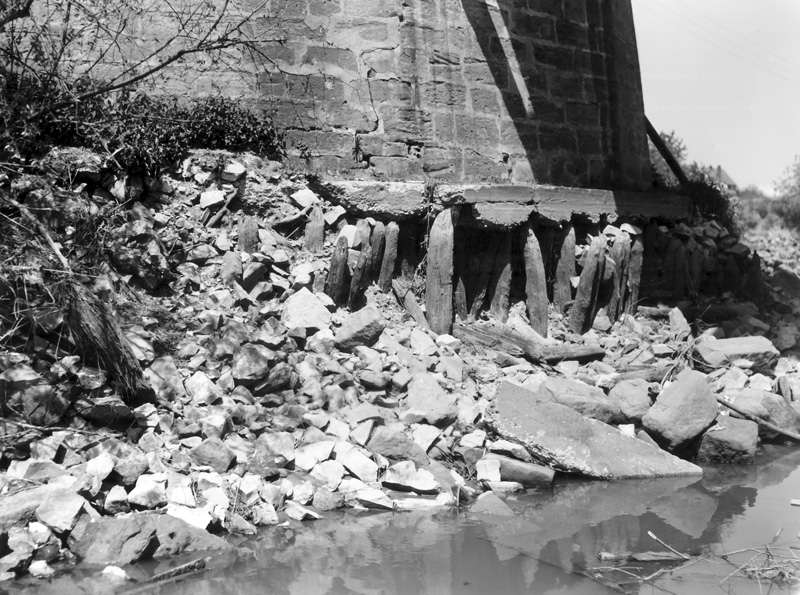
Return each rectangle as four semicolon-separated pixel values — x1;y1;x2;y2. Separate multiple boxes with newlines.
539;377;623;424
405;373;458;426
189;437;236;473
695;336;781;373
608;378;653;424
490;381;703;479
128;474;167;509
382;461;440;494
482;453;555;488
335;445;378;482
231;344;275;386
642;369;719;451
727;388;800;439
294;440;334;471
281;287;332;330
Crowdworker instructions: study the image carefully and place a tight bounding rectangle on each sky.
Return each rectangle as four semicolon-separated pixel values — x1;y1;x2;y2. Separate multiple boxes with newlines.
631;0;800;193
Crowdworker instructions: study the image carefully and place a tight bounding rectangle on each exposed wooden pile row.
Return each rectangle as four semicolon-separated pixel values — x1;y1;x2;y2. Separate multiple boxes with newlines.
311;205;761;340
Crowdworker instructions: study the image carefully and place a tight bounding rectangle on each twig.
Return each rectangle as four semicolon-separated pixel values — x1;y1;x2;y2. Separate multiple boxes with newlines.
716;396;800;442
648;531;690;561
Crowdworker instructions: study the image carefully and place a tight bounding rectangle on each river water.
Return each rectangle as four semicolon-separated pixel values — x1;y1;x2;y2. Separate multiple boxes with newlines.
13;445;800;595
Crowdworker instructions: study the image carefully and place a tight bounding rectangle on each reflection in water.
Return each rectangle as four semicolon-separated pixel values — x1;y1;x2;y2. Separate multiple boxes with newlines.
6;446;800;595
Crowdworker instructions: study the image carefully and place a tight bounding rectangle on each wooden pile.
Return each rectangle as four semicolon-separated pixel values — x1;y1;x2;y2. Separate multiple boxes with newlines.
306;206;762;339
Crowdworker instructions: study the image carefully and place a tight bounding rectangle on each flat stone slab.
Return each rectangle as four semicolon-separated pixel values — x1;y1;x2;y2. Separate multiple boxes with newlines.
489;382;702;479
694;336;781;373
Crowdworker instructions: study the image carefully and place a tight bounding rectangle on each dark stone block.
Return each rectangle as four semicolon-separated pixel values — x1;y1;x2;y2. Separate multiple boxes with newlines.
539;124;576;152
556;20;589;47
533;45;574;70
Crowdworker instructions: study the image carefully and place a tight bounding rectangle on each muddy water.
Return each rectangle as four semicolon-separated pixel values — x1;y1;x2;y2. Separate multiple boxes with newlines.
15;445;800;595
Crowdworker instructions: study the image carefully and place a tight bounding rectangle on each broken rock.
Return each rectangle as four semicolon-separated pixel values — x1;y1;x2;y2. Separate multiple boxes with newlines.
490;381;702;479
642;369;719;451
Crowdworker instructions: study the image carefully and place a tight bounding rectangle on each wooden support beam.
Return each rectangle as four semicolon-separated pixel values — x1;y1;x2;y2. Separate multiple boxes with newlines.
488;234;513;323
325;235;350;305
304;204;325;254
568;235;606;335
607;232;631;322
469;234;501;320
348;246;371;309
368;222;386;280
625;235;644;315
238;216;260;254
454;232;469;322
425;209;456;334
354;218;372;250
523;223;548;337
378;222;399;293
453;321;605;364
671;240;688;300
399;223;418;280
392;279;431;331
553;224;575;313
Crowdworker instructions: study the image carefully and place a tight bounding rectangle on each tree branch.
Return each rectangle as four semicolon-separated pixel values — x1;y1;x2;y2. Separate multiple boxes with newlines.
0;0;34;32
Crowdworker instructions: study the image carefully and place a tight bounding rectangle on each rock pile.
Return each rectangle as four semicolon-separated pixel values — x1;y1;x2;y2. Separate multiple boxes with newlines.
1;150;800;582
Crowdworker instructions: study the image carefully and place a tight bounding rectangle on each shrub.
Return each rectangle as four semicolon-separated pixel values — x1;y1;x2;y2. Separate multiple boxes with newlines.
35;89;284;177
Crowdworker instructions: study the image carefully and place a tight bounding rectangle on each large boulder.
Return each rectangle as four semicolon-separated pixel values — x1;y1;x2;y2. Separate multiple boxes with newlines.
642;369;718;451
71;513;231;566
697;416;758;464
539;377;623;424
726;388;800;440
694;336;780;373
489;382;702;479
608;378;653;424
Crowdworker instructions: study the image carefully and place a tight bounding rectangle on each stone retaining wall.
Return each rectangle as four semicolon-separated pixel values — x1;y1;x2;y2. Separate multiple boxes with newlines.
88;0;653;190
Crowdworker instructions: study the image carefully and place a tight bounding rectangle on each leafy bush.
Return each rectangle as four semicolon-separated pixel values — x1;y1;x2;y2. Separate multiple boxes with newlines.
33;88;284;176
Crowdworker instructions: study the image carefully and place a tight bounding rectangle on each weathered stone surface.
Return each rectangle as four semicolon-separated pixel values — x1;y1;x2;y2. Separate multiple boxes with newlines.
405;373;458;426
335;445;378;482
71;515;157;565
727;388;800;439
128;474;168;509
72;513;230;566
539;377;623;424
694;336;781;373
642;369;719;451
367;426;429;466
697;416;758;464
281;287;331;330
481;453;555;488
144;356;187;401
36;488;88;533
334;304;386;351
382;461;439;495
184;371;222;405
490;382;702;479
609;378;653;423
189;437;236;472
231;344;275;386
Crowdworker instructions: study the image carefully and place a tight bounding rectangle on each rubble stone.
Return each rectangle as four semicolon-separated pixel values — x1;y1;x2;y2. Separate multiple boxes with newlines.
642;369;719;451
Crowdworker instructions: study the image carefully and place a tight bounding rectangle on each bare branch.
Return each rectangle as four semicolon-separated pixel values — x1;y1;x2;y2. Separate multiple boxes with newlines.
0;0;34;31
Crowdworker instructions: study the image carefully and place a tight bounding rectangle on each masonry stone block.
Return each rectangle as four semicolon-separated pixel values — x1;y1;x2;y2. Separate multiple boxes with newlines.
533;45;574;70
512;14;556;41
455;115;500;150
539;124;577;152
557;21;590;47
420;82;468;109
303;46;359;71
566;101;600;127
370;156;424;179
358;135;407;158
464;150;511;182
470;86;500;114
